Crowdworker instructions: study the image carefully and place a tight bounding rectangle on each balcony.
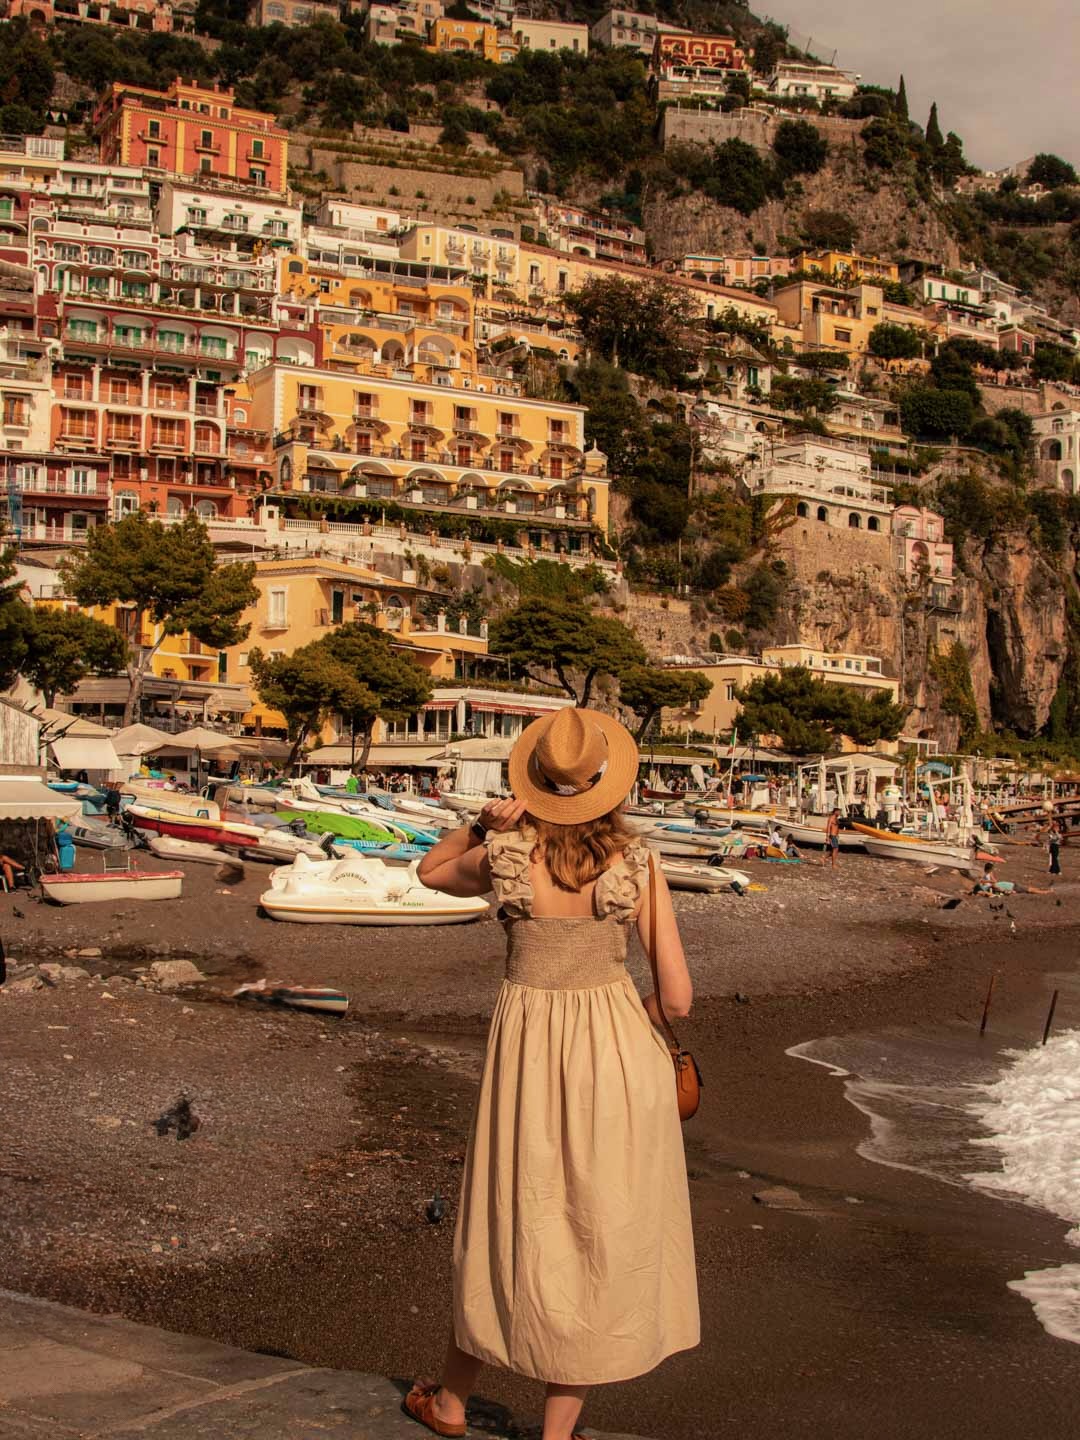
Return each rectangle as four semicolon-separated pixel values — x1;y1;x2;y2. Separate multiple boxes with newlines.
12;475;106;497
106;430;142;448
193;436;223;455
149;434;186;451
194;400;221;416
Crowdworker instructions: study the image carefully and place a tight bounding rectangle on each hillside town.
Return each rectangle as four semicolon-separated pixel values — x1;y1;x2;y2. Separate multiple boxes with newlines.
2;8;1080;1440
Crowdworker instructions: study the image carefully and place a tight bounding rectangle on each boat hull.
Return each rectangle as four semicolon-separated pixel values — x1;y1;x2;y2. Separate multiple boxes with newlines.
260;898;486;925
860;836;988;869
662;862;751;892
127;804;265;849
41;871;183;904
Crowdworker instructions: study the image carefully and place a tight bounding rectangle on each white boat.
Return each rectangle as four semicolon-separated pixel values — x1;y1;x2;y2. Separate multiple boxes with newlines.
68;816;135;850
662;861;751;893
259;852;490;926
41;868;183;904
148;835;234;866
646;833;727;860
438;791;495;816
774;818;865;851
860;835;989;871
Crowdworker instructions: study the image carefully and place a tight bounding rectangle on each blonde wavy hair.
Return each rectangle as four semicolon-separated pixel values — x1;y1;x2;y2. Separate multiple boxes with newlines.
526;808;634;893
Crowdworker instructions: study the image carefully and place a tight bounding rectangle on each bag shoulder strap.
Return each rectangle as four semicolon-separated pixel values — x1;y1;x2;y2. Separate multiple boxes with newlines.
647;851;682;1053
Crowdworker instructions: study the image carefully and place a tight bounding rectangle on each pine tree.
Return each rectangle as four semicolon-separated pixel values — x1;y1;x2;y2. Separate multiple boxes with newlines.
926;101;944;150
896;74;909;122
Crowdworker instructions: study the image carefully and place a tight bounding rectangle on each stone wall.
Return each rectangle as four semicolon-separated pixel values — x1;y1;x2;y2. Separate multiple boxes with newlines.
311;152;524;217
622;593;699;659
660;107;865;154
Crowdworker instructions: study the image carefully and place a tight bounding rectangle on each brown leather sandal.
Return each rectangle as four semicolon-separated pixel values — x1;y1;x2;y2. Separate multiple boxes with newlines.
402;1381;467;1437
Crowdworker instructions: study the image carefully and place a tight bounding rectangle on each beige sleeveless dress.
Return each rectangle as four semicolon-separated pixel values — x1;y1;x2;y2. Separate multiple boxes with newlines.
452;830;700;1385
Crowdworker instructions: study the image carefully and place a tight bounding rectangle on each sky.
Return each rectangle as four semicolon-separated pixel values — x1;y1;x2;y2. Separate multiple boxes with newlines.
762;1;1078;171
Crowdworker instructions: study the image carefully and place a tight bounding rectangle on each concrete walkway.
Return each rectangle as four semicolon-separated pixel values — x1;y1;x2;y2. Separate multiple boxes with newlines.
0;1291;649;1439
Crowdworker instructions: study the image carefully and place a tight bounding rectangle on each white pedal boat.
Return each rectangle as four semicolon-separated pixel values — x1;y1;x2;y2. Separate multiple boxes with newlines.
259;852;489;926
148;835;234;866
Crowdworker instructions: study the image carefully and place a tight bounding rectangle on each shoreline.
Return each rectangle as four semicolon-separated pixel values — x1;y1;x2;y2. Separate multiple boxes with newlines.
3;849;1080;1437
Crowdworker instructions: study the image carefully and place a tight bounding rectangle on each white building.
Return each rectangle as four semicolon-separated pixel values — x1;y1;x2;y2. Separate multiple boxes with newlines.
155;181;304;249
765;61;860;104
745;437;893;531
1033;410;1080;494
513;18;589;54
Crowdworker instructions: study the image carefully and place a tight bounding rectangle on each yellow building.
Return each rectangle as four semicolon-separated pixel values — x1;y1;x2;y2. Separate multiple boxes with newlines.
248;362;611;558
791;250;900;284
398;227;778;330
772;280;887;355
427;18;513;62
665;646;900;736
226;555;490;733
280;254;478;380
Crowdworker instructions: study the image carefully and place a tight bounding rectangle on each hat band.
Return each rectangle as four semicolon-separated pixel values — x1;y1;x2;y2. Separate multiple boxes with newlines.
530;751;609;797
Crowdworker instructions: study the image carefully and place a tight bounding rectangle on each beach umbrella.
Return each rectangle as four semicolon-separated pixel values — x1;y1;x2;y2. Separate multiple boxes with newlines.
110;723;174;757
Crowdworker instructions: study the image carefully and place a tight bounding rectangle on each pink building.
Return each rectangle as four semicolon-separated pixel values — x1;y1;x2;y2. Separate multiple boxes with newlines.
8;0;174;32
893;505;954;583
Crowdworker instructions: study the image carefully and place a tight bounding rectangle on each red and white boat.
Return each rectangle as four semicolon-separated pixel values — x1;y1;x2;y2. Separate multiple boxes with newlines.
126;802;266;849
41;868;183;904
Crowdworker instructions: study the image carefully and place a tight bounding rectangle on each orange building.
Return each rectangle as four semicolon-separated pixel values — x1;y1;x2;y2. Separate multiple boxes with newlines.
654;33;747;71
93;79;289;196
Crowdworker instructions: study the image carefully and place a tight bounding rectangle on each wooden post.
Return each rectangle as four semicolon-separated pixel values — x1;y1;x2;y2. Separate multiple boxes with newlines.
979;973;995;1036
1042;989;1059;1046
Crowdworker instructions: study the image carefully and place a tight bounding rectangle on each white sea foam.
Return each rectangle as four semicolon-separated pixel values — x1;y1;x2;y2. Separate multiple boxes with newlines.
967;1027;1080;1345
966;1028;1080;1244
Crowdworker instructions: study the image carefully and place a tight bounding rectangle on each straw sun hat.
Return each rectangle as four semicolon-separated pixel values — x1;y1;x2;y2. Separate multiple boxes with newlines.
508;707;640;825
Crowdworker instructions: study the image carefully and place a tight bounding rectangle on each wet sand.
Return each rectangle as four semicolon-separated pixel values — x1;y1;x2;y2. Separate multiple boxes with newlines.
3;843;1080;1438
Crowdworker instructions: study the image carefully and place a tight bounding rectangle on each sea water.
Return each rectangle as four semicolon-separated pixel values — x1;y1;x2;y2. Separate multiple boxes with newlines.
788;1008;1080;1346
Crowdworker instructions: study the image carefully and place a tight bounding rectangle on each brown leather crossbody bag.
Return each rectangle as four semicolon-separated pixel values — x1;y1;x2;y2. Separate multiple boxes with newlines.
647;853;702;1122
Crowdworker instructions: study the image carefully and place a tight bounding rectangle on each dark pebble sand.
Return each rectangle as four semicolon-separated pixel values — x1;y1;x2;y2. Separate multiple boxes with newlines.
2;842;1080;1438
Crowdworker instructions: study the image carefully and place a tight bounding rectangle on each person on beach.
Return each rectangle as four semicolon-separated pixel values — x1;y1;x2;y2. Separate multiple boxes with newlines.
405;707;699;1440
823;808;841;868
1047;819;1062;877
972;862;1050;897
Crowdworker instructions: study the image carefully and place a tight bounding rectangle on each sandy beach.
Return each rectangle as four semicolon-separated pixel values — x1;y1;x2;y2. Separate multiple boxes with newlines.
3;842;1080;1439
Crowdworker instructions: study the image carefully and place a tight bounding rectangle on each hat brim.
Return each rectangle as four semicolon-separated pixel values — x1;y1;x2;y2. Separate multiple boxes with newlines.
508;709;640;825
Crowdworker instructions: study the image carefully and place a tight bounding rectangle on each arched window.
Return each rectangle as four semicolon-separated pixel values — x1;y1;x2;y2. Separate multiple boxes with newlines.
867;515;879;532
280;457;292;485
166;496;185;517
816;506;828;522
1046;440;1063;461
796;501;809;518
195;499;217;518
113;490;139;520
848;512;861;528
234;408;246;423
1063;468;1076;494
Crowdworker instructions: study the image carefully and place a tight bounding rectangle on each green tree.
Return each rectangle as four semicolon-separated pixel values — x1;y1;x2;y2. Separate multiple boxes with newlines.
929;642;979;746
861;117;908;169
703;138;777;215
9;607;128;708
1027;154;1078;190
620;666;712;741
1033;342;1080;382
248;640;368;772
800;208;859;250
322;622;432;769
772;119;828;177
735;666;906;754
751;23;786;76
895;74;909;121
868;322;922;360
899;384;976;440
489;597;646;707
0;18;55;126
60;512;258;725
567;277;700;385
925;101;944;150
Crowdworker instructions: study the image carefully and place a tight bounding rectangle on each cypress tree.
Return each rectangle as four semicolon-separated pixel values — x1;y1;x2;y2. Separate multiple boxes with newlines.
896;74;909;121
926;101;944;149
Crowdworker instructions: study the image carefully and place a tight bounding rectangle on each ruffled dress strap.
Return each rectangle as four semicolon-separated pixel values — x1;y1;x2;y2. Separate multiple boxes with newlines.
593;838;650;922
486;829;536;918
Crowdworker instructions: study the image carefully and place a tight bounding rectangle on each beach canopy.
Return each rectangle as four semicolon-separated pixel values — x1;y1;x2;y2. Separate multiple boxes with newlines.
110;723;175;757
0;775;81;821
157;727;247;752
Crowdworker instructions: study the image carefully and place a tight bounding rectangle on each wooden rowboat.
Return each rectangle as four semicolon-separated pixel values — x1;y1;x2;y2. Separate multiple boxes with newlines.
41;869;183;904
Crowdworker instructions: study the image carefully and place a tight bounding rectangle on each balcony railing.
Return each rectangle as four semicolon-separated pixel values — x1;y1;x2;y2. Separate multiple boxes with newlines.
12;476;106;497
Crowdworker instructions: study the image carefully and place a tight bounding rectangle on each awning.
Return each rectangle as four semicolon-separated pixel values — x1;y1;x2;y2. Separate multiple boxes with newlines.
296;744;445;769
0;776;81;821
421;700;458;712
49;736;122;773
471;702;555;716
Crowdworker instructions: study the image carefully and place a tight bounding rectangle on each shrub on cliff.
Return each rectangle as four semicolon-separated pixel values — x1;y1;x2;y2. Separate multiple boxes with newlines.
869;323;923;360
772;119;828;177
900;384;975;440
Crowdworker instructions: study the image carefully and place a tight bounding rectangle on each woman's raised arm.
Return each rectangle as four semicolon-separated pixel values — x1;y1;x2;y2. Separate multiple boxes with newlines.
418;796;528;897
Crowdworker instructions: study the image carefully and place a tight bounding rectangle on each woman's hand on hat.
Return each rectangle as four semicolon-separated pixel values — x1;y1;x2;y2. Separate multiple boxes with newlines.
479;797;528;833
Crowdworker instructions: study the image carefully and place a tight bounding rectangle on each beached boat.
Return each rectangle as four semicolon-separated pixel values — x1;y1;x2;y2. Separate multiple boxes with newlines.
661;861;751;893
233;981;350;1016
774;817;866;851
859;834;996;871
41;867;183;904
645;832;729;860
148;835;234;866
67;816;135;850
259;852;489;926
126;802;265;848
273;805;399;843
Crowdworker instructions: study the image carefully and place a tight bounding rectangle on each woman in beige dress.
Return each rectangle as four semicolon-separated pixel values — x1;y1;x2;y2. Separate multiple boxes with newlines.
404;707;699;1440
